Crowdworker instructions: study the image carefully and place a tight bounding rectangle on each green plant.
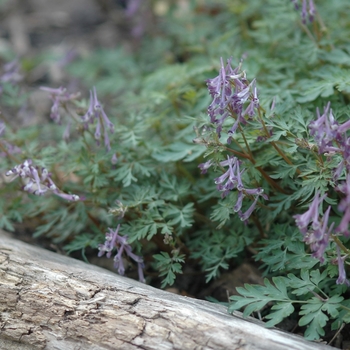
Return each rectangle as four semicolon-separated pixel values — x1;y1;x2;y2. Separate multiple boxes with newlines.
1;0;350;342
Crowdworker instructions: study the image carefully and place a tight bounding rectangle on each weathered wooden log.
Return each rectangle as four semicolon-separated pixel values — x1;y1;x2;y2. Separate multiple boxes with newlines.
0;231;335;350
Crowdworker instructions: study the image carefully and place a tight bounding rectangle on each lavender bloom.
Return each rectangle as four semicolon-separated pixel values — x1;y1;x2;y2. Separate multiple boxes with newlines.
333;160;345;182
198;159;213;174
307;102;350;180
215;156;240;197
308;0;315;22
233;191;244;212
238;196;259;222
309;102;339;154
307;207;332;263
301;0;308;23
294;191;326;234
336;246;350;286
214;156;268;220
291;0;315;24
206;58;259;143
294;191;334;262
111;153;118;165
6;159;79;201
336;174;350;236
0;59;23;85
82;87;115;152
98;225;145;282
40;86;80;124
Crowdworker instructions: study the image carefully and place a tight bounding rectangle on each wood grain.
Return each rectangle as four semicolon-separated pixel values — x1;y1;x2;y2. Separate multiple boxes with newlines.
0;231;335;350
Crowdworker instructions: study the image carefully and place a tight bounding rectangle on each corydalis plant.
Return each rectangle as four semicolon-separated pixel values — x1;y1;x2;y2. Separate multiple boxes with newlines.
293;101;350;285
40;86;115;151
4;84;143;282
199;57;268;222
199;155;268;221
98;224;145;282
39;85;144;280
201;59;350;286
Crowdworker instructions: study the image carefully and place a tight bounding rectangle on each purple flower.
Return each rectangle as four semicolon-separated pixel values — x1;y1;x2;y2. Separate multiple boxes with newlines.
98;225;145;282
336;246;350;286
213;156;268;219
6;159;79;201
114;245;126;275
238;196;259;222
0;59;23;86
82;87;115;152
294;191;327;234
111;153;118;165
206;58;259;142
301;0;308;23
309;102;339;154
292;0;315;24
336;174;350;236
307;207;332;263
198;159;213;174
308;0;315;22
308;102;350;180
40;86;80;124
98;225;120;258
215;156;240;197
233;191;244;212
294;192;335;262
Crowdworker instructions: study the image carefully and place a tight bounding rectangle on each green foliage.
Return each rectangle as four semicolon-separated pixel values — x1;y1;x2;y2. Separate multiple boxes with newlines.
229;270;346;340
1;0;350;342
153;251;185;288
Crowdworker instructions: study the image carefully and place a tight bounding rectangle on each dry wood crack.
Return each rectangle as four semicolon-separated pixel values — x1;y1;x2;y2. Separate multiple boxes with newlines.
0;231;336;350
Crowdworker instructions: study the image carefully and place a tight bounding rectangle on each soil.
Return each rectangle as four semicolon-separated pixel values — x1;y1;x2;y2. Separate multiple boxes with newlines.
0;1;349;349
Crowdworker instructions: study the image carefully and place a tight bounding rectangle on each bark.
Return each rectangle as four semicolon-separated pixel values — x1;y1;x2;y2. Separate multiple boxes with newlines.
0;231;335;350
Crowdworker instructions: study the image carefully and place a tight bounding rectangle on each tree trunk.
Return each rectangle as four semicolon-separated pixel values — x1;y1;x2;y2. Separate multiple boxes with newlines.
0;231;335;350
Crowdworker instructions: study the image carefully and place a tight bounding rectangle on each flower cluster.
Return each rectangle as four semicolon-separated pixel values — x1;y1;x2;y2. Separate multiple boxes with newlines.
6;159;79;201
294;191;332;262
200;156;268;221
206;58;259;143
293;191;350;285
293;102;350;285
308;102;350;235
41;86;115;151
0;59;23;93
40;86;80;124
98;224;145;282
310;102;350;181
291;0;315;24
81;87;115;152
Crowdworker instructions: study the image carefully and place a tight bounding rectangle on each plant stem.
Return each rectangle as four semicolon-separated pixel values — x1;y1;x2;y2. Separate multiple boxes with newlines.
333;235;350;254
